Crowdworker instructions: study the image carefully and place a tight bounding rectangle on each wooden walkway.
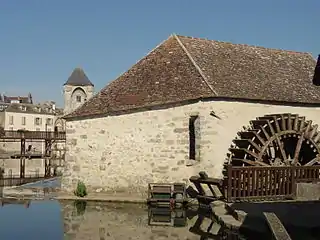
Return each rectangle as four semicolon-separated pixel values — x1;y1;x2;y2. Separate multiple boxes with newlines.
263;212;291;240
0;130;66;140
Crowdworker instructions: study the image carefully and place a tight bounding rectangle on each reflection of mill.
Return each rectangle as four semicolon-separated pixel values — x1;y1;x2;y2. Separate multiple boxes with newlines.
148;207;244;239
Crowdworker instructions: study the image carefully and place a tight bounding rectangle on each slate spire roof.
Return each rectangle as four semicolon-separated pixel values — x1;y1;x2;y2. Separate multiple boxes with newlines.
64;34;318;120
64;68;94;87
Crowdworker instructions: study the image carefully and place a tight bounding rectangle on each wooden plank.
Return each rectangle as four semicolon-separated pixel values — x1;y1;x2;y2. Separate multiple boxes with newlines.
189;176;223;185
263;212;291;240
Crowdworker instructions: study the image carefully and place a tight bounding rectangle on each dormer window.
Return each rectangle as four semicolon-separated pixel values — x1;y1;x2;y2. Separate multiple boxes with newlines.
20;106;27;111
76;95;81;102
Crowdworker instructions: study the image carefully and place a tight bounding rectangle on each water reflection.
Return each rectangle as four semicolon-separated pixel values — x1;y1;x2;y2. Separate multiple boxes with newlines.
63;201;248;240
148;206;245;239
0;199;263;240
0;200;63;240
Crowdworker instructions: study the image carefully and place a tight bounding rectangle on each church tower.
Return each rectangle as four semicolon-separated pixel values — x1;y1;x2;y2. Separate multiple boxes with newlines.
63;68;94;115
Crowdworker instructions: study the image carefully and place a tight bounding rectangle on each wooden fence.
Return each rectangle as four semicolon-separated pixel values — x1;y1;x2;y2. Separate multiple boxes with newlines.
226;165;320;202
0;171;51;187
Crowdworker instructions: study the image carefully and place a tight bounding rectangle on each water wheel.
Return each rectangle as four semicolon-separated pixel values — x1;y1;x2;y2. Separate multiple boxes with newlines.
225;113;320;172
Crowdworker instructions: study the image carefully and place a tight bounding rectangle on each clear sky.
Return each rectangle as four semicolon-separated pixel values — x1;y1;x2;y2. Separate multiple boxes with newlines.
0;0;319;107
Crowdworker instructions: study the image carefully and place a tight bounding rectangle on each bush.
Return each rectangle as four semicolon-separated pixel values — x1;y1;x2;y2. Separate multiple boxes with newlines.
74;200;87;215
74;181;87;197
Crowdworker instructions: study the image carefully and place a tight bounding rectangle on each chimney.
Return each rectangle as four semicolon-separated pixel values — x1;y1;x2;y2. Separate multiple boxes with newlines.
28;93;33;104
313;55;320;86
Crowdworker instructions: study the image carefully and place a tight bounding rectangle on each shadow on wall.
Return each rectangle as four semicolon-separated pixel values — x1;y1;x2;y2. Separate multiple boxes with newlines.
232;201;320;239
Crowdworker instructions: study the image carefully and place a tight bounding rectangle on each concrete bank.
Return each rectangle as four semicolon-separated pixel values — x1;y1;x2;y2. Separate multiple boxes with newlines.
55;192;146;203
2;187;147;203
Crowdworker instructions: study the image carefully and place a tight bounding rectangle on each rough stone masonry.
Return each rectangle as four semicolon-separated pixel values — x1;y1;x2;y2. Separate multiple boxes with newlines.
61;101;320;196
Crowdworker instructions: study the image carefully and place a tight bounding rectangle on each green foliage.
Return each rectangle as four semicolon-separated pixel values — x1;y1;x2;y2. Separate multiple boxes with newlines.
73;200;87;216
74;181;87;197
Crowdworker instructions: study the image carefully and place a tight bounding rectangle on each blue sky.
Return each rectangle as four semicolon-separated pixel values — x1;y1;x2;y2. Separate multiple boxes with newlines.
0;0;319;107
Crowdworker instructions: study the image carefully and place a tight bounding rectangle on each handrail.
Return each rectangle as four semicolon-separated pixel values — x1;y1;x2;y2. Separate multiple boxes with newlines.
0;130;66;140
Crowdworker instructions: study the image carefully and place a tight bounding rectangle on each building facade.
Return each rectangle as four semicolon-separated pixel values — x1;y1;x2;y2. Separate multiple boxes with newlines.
0;101;63;153
61;34;320;196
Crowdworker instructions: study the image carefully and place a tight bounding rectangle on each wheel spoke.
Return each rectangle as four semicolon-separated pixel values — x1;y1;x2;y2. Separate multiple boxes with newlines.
225;113;320;176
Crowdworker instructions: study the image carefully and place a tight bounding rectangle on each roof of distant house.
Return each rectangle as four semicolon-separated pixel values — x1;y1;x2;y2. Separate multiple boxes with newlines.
1;93;33;104
64;34;318;120
64;68;94;87
0;102;63;116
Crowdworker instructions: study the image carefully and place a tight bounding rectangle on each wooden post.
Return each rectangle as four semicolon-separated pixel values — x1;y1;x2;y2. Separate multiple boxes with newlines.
20;139;26;178
291;166;297;199
227;164;232;202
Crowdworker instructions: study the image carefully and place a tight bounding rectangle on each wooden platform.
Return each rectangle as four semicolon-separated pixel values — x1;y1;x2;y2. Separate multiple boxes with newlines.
263;212;291;240
0;130;66;140
11;153;44;159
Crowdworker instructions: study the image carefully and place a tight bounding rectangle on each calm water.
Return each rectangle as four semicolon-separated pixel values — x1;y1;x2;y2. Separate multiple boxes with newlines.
0;199;319;240
0;200;254;240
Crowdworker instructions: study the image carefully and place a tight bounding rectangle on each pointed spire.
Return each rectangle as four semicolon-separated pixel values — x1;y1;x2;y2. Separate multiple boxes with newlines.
64;68;94;87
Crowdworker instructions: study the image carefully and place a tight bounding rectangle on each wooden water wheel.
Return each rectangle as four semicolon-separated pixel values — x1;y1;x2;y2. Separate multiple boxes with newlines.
225;113;320;171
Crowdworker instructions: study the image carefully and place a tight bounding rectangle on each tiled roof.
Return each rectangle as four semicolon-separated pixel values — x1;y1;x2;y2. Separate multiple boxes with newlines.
64;34;319;120
1;103;63;116
64;68;94;87
2;95;32;104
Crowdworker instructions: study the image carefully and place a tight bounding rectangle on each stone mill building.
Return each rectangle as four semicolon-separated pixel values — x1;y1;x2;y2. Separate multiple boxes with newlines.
61;34;320;196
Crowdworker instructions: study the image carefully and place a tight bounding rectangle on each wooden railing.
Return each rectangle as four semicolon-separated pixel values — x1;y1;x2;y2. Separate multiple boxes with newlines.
226;165;320;202
0;130;66;140
0;175;52;187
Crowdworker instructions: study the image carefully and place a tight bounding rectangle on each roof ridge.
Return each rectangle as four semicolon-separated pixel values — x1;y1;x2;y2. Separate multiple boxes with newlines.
175;35;312;56
173;34;218;96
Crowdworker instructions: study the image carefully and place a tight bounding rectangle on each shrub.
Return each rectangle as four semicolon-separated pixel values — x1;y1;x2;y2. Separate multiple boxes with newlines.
74;181;87;197
74;200;87;215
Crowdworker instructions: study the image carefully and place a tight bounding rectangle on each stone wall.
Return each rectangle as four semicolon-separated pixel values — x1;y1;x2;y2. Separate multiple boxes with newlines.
61;100;320;195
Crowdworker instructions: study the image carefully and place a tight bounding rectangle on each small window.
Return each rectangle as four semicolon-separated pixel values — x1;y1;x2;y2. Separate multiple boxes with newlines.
76;95;81;102
189;115;200;161
34;117;42;126
22;116;26;125
46;118;53;126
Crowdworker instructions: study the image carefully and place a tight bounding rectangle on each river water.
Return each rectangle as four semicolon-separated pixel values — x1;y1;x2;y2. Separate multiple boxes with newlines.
0;177;319;239
0;199;264;240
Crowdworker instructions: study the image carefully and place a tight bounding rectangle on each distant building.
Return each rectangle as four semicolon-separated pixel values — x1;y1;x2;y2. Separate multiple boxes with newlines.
0;93;33;104
0;102;63;132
